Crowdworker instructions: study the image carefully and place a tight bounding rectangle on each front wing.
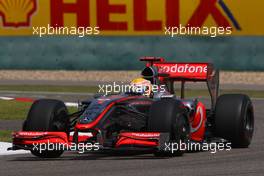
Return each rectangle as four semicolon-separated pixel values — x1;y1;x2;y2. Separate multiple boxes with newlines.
9;131;169;152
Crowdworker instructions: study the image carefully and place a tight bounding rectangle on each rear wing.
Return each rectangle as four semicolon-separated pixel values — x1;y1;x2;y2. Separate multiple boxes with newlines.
140;57;219;110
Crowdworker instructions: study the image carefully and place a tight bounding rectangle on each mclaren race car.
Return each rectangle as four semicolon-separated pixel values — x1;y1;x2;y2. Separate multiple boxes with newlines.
9;57;254;158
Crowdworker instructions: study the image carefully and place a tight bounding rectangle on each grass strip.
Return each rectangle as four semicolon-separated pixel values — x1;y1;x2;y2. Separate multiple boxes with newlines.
0;100;77;120
0;85;98;93
0;130;12;142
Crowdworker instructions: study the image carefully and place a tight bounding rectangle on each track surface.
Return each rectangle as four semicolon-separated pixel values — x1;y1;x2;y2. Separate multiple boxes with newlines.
0;99;264;176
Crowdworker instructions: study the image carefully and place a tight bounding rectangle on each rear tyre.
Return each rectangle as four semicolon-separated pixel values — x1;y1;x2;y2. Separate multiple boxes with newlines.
215;94;254;148
148;98;189;157
23;99;69;158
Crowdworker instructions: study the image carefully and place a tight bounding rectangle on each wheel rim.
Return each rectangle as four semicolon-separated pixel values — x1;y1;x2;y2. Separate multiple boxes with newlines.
52;109;68;131
181;120;190;142
172;117;189;143
244;108;254;141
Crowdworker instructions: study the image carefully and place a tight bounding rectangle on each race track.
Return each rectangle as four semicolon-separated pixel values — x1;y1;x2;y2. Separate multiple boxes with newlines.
0;98;264;176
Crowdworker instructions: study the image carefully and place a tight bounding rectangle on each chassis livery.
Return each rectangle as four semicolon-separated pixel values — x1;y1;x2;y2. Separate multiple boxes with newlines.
9;57;254;158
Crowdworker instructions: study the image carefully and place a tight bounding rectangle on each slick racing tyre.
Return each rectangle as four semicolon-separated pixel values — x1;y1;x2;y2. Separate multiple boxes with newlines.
215;94;254;148
148;98;190;157
23;99;69;158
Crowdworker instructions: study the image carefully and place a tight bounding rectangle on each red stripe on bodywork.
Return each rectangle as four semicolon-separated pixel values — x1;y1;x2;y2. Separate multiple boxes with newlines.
115;137;158;147
115;132;160;147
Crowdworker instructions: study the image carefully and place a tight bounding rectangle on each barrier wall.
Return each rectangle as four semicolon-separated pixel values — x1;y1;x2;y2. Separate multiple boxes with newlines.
0;37;262;70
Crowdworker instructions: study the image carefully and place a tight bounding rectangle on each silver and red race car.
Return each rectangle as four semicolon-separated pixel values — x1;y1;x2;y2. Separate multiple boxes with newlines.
9;57;254;158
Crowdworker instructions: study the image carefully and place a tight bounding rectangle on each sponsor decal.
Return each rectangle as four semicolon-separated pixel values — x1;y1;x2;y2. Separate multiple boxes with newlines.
0;0;37;27
97;98;111;104
154;63;208;79
159;64;207;74
130;132;160;138
69;132;93;137
48;0;237;31
17;132;48;136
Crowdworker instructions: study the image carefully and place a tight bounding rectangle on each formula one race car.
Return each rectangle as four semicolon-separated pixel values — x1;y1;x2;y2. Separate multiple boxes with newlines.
9;57;254;158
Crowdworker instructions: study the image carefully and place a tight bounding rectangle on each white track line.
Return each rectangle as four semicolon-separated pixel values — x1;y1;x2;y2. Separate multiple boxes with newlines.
0;142;29;156
0;97;14;100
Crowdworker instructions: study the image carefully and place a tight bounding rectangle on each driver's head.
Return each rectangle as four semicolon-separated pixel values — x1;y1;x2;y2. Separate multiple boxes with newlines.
130;78;152;97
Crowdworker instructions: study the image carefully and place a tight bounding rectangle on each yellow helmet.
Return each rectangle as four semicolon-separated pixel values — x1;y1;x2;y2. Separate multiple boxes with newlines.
130;78;152;97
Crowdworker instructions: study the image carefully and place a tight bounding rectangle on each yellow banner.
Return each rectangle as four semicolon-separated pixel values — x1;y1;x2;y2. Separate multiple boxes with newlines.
0;0;263;36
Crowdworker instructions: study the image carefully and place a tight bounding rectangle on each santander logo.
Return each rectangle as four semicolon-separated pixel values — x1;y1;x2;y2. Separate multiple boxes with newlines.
130;133;160;138
0;0;37;27
159;64;207;74
18;132;47;136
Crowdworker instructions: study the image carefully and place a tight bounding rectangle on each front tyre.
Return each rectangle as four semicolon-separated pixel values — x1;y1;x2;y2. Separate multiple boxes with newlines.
23;99;69;158
215;94;254;148
148;98;190;157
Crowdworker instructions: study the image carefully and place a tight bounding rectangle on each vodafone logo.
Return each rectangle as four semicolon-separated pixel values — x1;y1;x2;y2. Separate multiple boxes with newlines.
159;64;207;74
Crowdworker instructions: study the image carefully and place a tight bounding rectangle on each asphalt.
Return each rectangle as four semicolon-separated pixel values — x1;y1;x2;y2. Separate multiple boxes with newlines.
0;97;264;176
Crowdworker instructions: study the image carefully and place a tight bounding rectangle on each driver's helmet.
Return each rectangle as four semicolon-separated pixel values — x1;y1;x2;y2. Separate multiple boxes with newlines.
130;78;152;97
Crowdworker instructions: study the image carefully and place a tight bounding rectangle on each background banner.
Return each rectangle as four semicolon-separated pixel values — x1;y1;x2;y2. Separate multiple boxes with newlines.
0;0;263;36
